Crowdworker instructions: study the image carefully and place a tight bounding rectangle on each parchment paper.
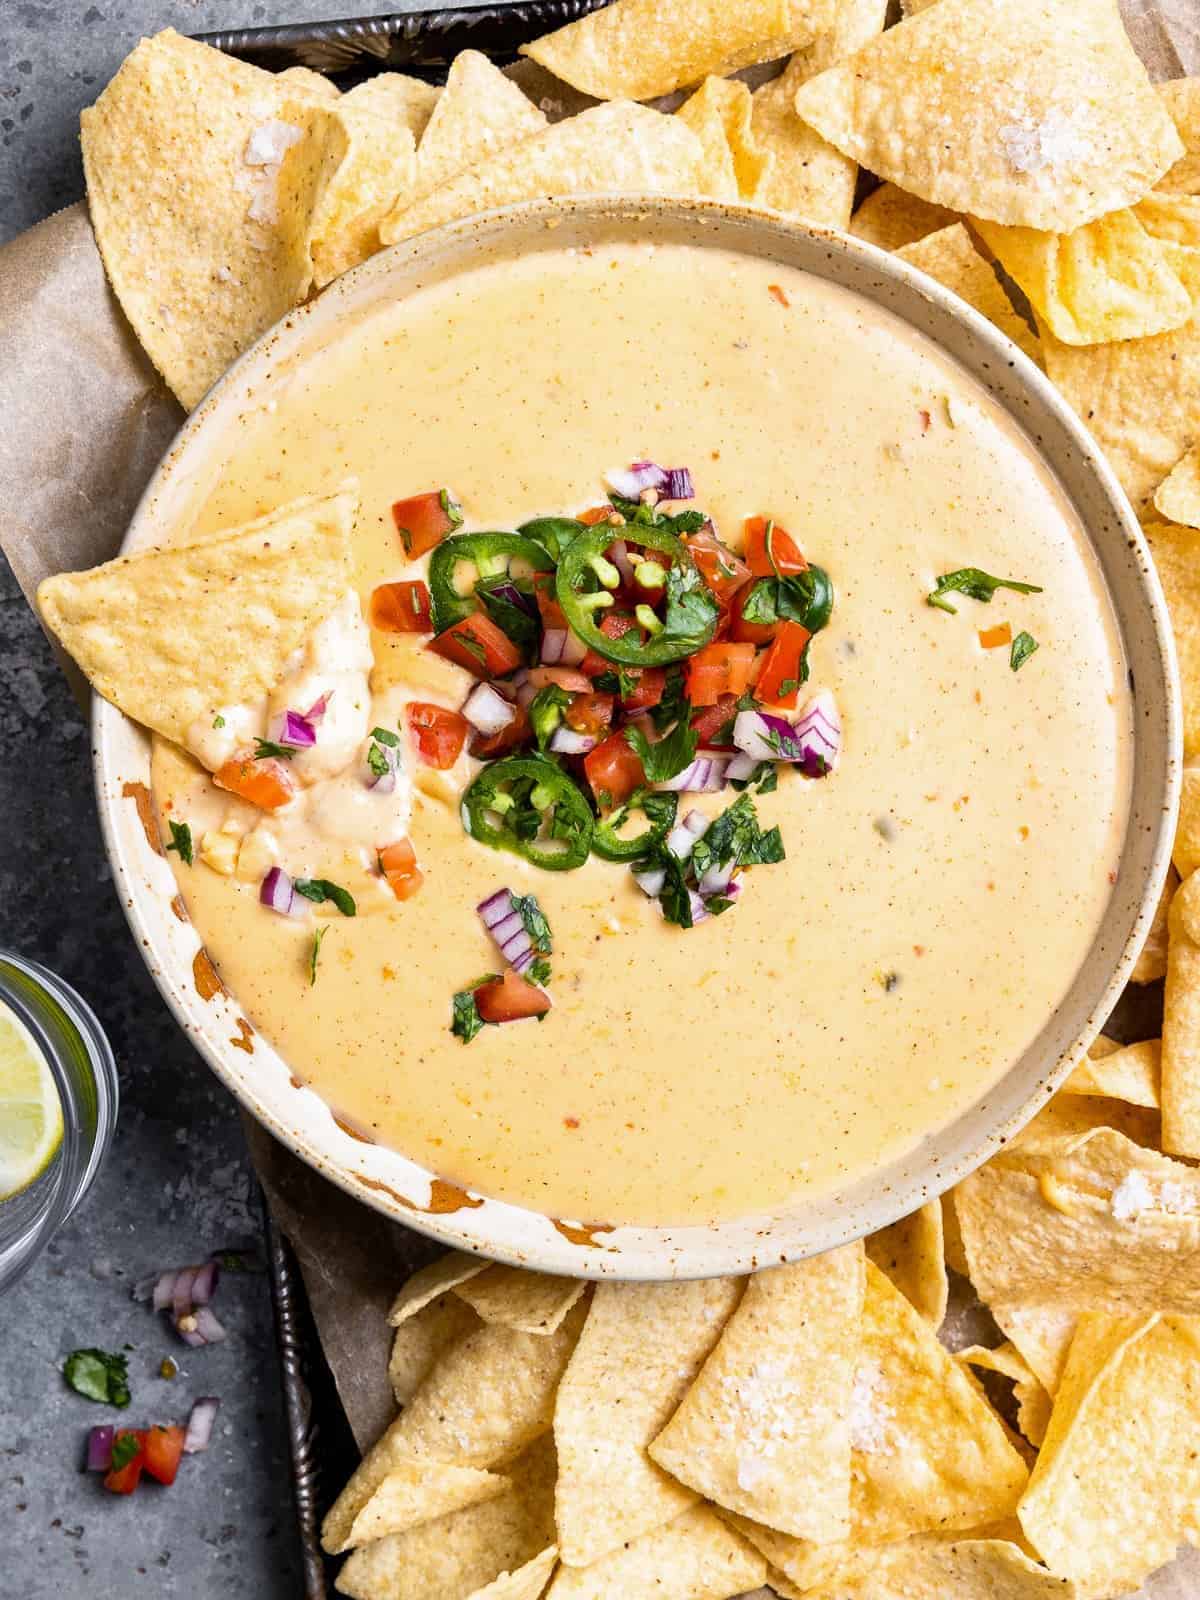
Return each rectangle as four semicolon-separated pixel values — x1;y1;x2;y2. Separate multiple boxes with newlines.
3;11;1200;1593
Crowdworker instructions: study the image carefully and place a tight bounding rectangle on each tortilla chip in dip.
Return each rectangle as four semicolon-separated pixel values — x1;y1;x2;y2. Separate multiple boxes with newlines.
553;1278;741;1567
1064;1036;1161;1110
380;102;706;247
452;1265;584;1336
520;0;826;102
1158;77;1200;196
542;1505;766;1600
676;77;765;200
749;0;888;228
792;0;1183;231
36;489;356;749
1154;444;1200;528
866;1200;949;1327
80;30;345;409
342;72;442;140
896;225;1041;366
974;209;1193;345
411;51;546;206
850;183;958;251
1017;1313;1200;1594
649;1246;864;1543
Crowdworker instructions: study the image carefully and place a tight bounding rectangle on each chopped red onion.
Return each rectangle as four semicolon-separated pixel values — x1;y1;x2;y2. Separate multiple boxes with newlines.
367;740;399;794
725;752;759;782
609;540;635;586
683;810;708;836
604;462;694;502
183;1397;221;1455
666;823;699;861
793;691;842;776
304;694;329;722
515;676;539;709
656;755;729;793
138;1259;228;1344
185;1307;228;1347
268;709;317;749
540;628;567;665
477;888;535;972
462;682;516;737
549;726;596;755
661;466;694;500
633;866;666;897
487;581;537;617
260;867;304;917
86;1425;115;1472
698;860;734;897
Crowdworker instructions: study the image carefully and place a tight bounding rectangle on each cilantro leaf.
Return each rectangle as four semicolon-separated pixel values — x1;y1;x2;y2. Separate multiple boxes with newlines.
294;878;356;917
593;667;641;699
309;925;327;986
691;794;785;879
1011;630;1039;671
64;1348;131;1408
606;496;706;537
730;761;778;794
659;560;720;654
528;684;572;752
511;893;552;955
649;665;688;732
165;820;193;866
253;737;293;762
624;718;698;784
212;715;226;730
451;983;491;1044
367;742;391;778
927;568;1043;614
110;1432;140;1471
477;577;539;656
528;957;552;985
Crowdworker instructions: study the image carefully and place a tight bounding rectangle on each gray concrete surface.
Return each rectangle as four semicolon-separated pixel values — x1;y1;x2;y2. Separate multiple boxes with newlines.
0;5;419;1595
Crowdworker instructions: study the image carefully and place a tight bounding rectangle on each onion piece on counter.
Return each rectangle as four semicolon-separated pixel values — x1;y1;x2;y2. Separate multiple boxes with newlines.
462;682;516;738
267;709;317;749
134;1259;227;1345
477;888;536;973
260;867;305;918
655;755;729;793
549;726;596;756
183;1397;221;1455
86;1426;115;1472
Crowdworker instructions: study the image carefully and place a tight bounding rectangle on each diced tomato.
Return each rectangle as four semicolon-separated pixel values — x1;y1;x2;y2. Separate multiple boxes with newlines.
213;754;296;811
475;968;552;1023
379;837;423;901
687;524;752;606
578;505;616;526
728;580;778;646
406;702;469;768
743;515;809;577
428;614;523;678
620;665;667;712
565;692;615;739
524;666;592;694
368;580;433;634
685;643;756;707
471;703;531;759
979;623;1012;649
756;621;812;708
580;611;640;677
141;1424;186;1486
584;731;645;808
690;694;741;748
104;1431;146;1495
534;576;569;632
391;489;461;558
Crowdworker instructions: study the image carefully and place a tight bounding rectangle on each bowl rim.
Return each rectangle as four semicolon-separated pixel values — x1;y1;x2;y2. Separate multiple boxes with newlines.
92;194;1181;1280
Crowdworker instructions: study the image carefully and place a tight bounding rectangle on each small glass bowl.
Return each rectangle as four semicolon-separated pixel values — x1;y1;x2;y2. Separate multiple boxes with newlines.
0;951;118;1297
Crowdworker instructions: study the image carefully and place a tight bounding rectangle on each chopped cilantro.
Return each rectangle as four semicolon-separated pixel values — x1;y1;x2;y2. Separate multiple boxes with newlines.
293;878;356;917
649;665;688;732
451;980;495;1044
309;925;327;986
165;820;193;866
110;1432;140;1471
593;667;641;699
730;761;778;794
658;560;720;655
63;1348;131;1408
607;495;707;537
457;630;488;665
371;726;399;747
512;893;552;956
624;717;698;784
212;714;226;730
927;568;1043;614
529;684;572;752
528;957;552;985
366;742;391;778
439;488;464;529
1011;630;1039;671
253;737;293;762
690;794;785;881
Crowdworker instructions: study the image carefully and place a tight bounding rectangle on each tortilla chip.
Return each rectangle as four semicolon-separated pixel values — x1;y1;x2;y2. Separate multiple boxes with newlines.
942;1192;969;1278
1163;868;1200;1158
81;30;347;409
328;1458;510;1553
336;1435;556;1600
649;1245;864;1543
543;1505;766;1600
750;0;888;228
1178;769;1200;882
1064;1037;1161;1109
307;99;416;287
520;0;835;102
1146;521;1200;755
342;73;442;141
676;77;763;201
974;210;1192;346
411;51;546;206
850;183;958;251
380;102;707;248
389;1293;482;1406
1008;1091;1160;1157
850;1263;1028;1542
866;1201;948;1328
453;1266;585;1336
1158;77;1200;197
276;66;340;101
988;1304;1080;1398
386;1299;588;1469
1154;443;1200;529
467;1546;557;1600
793;0;1182;232
775;1536;1074;1598
1135;191;1200;249
1133;861;1177;983
958;1344;1051;1448
553;1278;741;1566
1018;1313;1200;1593
897;225;1041;366
37;489;355;748
388;1251;489;1325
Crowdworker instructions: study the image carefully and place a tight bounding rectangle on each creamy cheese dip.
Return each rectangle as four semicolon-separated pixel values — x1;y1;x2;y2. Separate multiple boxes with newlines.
152;240;1131;1226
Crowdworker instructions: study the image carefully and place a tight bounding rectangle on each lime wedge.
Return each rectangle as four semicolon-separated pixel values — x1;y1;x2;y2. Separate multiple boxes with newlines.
0;1002;63;1200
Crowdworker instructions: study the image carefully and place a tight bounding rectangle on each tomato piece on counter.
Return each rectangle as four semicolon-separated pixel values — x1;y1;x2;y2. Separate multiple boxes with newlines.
687;523;751;607
213;754;296;811
141;1425;185;1486
428;614;523;678
743;515;808;577
756;621;812;708
690;694;742;748
471;703;531;759
391;489;463;558
378;838;423;900
104;1431;146;1495
564;692;615;739
368;580;433;634
474;968;551;1023
619;665;667;712
685;642;756;707
584;731;646;808
406;702;469;768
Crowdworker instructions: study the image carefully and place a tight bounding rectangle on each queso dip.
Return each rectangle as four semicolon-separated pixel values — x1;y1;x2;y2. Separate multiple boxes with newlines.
152;239;1131;1227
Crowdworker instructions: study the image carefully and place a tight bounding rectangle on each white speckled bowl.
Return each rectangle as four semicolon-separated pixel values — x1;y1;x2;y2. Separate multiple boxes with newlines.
93;197;1180;1280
